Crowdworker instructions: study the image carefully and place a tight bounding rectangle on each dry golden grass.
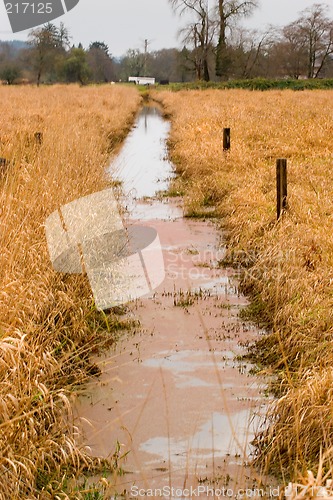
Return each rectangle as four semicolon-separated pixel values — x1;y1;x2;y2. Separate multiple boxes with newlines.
0;84;141;498
152;88;333;479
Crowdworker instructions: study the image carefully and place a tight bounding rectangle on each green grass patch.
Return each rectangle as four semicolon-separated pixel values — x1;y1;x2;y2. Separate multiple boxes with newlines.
156;78;333;92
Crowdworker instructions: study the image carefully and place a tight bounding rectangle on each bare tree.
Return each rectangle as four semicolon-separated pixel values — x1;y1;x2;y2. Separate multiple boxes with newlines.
284;3;333;78
28;23;70;86
57;22;71;50
0;63;21;84
121;49;145;79
88;42;115;82
229;27;276;78
169;0;258;79
169;0;217;80
215;0;258;78
277;22;308;78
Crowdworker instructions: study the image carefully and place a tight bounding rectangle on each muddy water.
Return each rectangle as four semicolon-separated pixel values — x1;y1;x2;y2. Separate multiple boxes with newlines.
75;106;270;497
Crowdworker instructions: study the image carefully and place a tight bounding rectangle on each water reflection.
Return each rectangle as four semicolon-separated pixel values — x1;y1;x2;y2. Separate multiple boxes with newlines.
140;409;259;465
74;105;270;492
109;106;174;199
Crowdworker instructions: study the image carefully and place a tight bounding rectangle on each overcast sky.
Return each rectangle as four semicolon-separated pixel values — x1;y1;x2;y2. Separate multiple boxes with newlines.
0;0;332;58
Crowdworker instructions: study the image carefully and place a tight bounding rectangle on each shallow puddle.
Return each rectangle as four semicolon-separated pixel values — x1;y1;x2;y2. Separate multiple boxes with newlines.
74;106;272;497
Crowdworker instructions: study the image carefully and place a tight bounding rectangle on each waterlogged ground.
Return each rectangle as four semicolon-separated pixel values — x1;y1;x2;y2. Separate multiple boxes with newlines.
74;106;271;497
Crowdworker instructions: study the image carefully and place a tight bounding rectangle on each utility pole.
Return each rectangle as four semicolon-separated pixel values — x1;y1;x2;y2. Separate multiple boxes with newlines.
142;38;153;76
144;39;149;76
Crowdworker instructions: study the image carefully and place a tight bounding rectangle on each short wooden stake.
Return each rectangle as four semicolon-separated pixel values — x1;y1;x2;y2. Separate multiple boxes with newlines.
223;128;230;151
276;158;287;219
34;132;43;145
0;157;9;177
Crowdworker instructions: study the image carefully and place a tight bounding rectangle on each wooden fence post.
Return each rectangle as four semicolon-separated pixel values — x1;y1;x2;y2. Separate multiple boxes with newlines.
276;158;287;219
223;128;230;151
0;157;9;177
34;132;43;145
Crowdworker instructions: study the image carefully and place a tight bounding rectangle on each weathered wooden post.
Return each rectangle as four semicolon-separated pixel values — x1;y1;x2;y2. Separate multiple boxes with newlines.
0;157;9;177
223;128;230;151
34;132;43;145
276;158;287;219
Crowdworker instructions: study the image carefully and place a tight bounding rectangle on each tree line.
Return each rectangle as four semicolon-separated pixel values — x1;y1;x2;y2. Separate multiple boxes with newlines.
0;23;116;85
170;0;333;81
0;1;332;85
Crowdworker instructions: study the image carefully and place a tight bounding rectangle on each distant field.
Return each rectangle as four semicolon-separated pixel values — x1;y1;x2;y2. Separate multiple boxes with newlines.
153;88;333;478
0;84;141;498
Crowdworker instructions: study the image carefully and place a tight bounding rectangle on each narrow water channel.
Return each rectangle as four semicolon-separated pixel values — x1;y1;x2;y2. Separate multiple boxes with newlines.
74;105;270;497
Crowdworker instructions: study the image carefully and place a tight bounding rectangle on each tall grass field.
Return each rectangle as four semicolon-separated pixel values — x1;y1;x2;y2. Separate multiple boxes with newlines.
0;84;140;498
2;82;333;496
152;88;333;480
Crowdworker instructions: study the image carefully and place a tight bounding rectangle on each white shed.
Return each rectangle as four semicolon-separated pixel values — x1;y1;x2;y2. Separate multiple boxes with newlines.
128;76;155;85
